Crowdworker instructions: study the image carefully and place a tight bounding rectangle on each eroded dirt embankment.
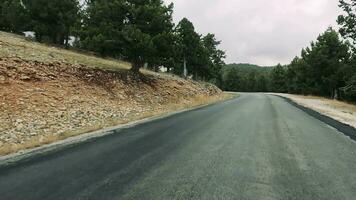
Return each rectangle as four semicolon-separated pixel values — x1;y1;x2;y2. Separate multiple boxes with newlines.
0;57;226;155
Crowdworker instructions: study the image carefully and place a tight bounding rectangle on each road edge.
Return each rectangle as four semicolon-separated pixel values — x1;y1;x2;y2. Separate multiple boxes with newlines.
0;94;239;167
273;94;356;141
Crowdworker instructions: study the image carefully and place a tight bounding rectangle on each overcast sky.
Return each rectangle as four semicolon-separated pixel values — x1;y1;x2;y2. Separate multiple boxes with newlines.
163;0;341;66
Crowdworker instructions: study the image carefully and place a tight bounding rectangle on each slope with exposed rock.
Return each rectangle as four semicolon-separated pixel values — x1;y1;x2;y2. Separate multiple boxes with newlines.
0;32;230;155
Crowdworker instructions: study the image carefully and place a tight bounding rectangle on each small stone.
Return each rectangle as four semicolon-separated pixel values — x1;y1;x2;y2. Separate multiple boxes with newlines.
59;107;67;111
19;75;31;81
30;132;38;136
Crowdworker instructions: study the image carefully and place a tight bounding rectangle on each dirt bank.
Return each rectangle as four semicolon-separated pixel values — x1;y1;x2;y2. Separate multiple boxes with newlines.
0;57;229;155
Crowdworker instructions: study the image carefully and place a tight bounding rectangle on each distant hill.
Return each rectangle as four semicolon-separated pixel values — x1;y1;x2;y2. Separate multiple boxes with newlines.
221;63;275;92
224;63;274;73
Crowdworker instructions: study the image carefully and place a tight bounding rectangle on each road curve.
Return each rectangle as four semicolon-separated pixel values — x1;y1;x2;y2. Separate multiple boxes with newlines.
1;93;356;200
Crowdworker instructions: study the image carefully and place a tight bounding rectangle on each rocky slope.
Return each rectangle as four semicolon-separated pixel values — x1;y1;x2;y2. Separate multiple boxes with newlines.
0;56;226;155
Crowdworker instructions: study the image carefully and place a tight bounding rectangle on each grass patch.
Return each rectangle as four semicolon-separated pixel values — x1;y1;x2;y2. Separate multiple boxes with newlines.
0;31;186;79
0;31;131;72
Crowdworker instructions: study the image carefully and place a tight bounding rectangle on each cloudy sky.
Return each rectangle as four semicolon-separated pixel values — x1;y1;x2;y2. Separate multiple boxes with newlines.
163;0;341;66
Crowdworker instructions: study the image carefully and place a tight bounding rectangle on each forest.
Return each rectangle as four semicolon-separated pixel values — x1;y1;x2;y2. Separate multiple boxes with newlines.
221;27;356;101
221;0;356;101
0;0;225;84
2;0;356;101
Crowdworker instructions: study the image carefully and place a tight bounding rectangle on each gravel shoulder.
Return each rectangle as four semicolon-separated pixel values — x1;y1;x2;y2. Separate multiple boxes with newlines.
274;93;356;129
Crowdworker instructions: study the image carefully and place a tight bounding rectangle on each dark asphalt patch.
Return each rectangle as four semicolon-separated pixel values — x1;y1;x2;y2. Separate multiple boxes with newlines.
278;95;356;141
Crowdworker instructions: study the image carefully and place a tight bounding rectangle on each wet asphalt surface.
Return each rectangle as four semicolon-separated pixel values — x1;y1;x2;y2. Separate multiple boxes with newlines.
1;93;356;200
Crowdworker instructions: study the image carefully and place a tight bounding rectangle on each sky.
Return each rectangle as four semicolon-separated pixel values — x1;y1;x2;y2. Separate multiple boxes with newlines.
163;0;342;66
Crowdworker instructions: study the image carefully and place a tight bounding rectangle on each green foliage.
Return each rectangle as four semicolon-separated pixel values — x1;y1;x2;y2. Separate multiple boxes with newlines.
221;28;352;98
286;28;351;98
123;0;175;72
338;0;356;44
222;67;240;91
78;0;127;57
173;18;225;82
221;63;272;92
174;18;202;76
1;0;225;79
23;0;80;45
284;57;309;94
336;0;356;100
0;0;29;33
79;0;175;73
269;64;287;93
202;33;226;85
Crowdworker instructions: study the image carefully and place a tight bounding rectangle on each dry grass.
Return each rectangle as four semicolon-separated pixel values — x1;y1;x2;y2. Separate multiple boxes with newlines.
0;31;140;72
286;94;356;111
0;31;191;80
0;93;235;156
0;135;59;156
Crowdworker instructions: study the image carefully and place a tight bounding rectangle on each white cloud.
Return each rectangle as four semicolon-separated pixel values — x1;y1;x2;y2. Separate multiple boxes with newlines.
164;0;341;66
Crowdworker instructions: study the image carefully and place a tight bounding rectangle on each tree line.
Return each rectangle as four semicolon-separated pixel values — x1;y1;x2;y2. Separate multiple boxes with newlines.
0;0;226;82
221;28;354;100
221;64;272;92
222;0;356;101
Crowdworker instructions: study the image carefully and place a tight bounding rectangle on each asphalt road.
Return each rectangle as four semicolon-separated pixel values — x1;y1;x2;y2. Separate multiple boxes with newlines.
1;94;356;200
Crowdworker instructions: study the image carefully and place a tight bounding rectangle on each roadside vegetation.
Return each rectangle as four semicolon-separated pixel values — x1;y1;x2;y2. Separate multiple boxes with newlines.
0;0;225;84
221;63;273;92
222;0;356;102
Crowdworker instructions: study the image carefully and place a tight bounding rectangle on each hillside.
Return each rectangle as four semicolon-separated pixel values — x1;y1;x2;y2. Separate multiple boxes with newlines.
0;32;231;155
224;63;274;72
221;63;274;92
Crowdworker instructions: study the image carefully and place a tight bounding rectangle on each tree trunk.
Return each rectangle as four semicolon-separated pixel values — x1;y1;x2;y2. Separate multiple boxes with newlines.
35;33;42;42
183;57;187;79
65;31;69;48
333;89;338;100
52;33;58;44
59;33;65;45
131;60;143;74
154;65;159;72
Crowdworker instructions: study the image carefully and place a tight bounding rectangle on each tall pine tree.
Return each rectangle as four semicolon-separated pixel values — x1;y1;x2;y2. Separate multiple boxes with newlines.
23;0;80;45
0;0;29;33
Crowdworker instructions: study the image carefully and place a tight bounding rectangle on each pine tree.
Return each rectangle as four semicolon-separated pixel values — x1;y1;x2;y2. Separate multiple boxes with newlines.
79;0;175;73
0;0;29;33
78;0;127;56
175;18;202;78
302;28;350;98
23;0;80;45
270;64;286;93
122;0;174;73
202;33;226;85
338;0;356;44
